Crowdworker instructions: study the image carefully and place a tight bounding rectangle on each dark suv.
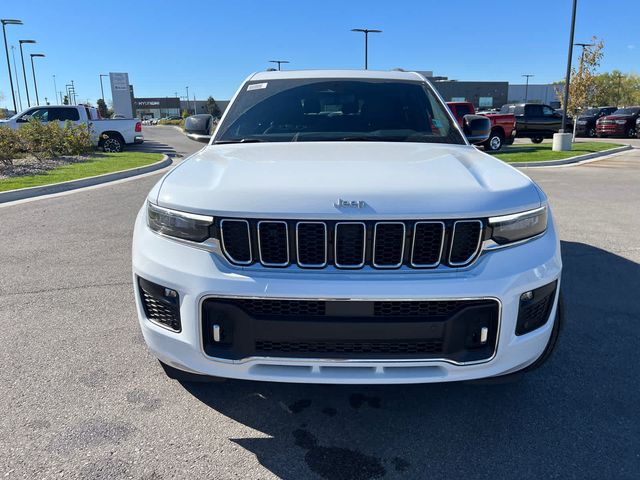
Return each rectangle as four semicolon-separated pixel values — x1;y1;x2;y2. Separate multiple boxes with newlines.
575;106;617;137
596;107;640;138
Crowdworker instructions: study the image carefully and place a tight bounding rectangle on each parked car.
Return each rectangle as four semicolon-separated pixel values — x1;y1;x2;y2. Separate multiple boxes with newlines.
596;106;640;138
0;105;143;152
637;117;640;139
184;114;215;142
448;101;516;151
500;103;573;143
132;69;562;385
575;107;617;137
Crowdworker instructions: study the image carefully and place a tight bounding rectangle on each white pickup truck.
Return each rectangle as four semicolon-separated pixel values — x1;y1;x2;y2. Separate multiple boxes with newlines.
0;105;143;152
133;70;562;385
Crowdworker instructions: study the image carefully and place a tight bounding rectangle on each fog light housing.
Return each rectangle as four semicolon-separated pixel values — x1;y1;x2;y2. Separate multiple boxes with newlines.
516;281;558;336
138;277;181;332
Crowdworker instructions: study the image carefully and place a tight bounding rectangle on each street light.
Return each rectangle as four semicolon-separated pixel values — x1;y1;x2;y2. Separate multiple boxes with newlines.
185;86;189;114
65;84;73;105
560;0;577;135
269;60;290;71
10;45;22;110
351;28;382;70
1;19;23;112
30;53;45;105
19;39;36;107
53;74;58;104
522;74;534;103
99;74;108;102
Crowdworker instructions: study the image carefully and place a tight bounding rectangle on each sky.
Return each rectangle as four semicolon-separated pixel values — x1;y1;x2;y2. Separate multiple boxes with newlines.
1;0;639;110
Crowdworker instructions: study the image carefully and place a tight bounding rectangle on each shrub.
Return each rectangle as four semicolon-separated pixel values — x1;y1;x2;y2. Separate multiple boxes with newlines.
158;119;184;127
0;126;22;166
19;120;65;160
63;122;92;156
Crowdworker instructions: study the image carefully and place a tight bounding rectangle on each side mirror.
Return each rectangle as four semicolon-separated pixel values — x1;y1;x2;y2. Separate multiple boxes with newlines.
462;115;491;144
16;115;31;123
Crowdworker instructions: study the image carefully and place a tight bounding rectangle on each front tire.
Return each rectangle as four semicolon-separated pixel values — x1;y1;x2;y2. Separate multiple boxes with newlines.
101;135;124;153
531;136;544;144
587;127;596;138
627;126;637;138
483;130;505;151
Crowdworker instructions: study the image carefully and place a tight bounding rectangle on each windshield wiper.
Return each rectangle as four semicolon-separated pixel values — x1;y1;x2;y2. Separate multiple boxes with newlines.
213;138;263;144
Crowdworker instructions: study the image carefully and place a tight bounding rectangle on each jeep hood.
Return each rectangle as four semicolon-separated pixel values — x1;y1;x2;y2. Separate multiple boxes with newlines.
154;142;542;219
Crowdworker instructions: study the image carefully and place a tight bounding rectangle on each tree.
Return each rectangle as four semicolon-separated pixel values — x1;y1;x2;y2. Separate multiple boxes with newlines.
62;95;69;105
97;98;109;118
592;71;640;106
555;36;604;114
206;96;221;118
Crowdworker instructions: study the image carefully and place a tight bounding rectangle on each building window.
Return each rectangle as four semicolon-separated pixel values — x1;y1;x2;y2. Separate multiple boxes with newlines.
479;97;493;108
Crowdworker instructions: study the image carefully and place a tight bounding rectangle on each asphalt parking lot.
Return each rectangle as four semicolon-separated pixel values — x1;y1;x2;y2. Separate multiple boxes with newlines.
1;126;638;479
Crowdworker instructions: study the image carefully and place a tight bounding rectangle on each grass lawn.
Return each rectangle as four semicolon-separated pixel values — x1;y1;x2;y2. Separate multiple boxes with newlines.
0;152;164;192
491;142;625;163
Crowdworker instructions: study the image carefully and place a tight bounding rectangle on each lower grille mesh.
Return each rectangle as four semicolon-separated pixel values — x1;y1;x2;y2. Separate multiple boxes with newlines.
255;339;444;355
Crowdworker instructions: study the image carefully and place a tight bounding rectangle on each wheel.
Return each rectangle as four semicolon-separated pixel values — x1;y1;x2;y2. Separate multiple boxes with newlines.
626;126;637;138
483;130;505;151
531;136;544;144
159;361;225;383
101;135;124;153
466;291;564;385
587;127;596;138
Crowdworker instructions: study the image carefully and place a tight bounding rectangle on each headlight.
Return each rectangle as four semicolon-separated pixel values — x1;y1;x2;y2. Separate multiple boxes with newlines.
147;202;213;242
489;206;547;245
615;120;626;125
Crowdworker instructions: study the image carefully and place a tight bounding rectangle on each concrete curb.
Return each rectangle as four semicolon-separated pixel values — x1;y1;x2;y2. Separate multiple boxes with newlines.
514;144;633;168
0;154;172;204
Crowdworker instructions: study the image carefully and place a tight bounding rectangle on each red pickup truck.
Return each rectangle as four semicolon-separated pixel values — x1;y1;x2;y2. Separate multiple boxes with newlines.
447;102;516;151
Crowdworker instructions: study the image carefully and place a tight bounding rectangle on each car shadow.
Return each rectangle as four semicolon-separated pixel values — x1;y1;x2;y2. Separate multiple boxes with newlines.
180;241;640;479
128;140;180;157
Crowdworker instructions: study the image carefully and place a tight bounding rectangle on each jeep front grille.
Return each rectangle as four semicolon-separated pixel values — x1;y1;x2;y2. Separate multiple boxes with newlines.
218;218;483;269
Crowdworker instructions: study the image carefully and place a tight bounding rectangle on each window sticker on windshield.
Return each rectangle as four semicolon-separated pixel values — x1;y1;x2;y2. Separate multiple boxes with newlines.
247;82;268;91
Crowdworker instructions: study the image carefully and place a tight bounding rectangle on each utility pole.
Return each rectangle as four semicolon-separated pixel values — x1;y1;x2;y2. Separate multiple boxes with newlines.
269;60;290;71
522;74;534;103
185;86;189;114
10;45;22;111
351;28;382;70
2;19;23;112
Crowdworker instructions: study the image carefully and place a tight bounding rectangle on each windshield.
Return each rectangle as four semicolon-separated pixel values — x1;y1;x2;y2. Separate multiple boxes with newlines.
613;107;640;115
582;108;600;116
214;78;465;145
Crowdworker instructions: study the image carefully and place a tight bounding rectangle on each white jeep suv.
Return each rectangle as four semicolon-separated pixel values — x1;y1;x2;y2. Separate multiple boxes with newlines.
132;70;562;384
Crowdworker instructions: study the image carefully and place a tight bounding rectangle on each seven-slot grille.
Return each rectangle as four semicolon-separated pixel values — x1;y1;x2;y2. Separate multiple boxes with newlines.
219;218;483;269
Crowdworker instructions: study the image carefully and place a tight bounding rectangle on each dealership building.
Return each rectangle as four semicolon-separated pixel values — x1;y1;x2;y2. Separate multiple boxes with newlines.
133;97;181;119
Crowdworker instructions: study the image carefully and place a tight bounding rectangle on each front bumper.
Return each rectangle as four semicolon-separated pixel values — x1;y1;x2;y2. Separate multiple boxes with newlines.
132;207;562;384
596;124;626;136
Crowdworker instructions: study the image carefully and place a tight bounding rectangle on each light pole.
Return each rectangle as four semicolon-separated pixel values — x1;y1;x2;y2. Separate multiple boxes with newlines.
10;45;22;111
185;86;189;114
65;84;72;105
30;53;45;105
560;0;577;134
19;39;35;107
351;28;382;70
99;74;108;102
53;74;58;104
521;74;534;103
1;19;23;112
269;60;290;71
